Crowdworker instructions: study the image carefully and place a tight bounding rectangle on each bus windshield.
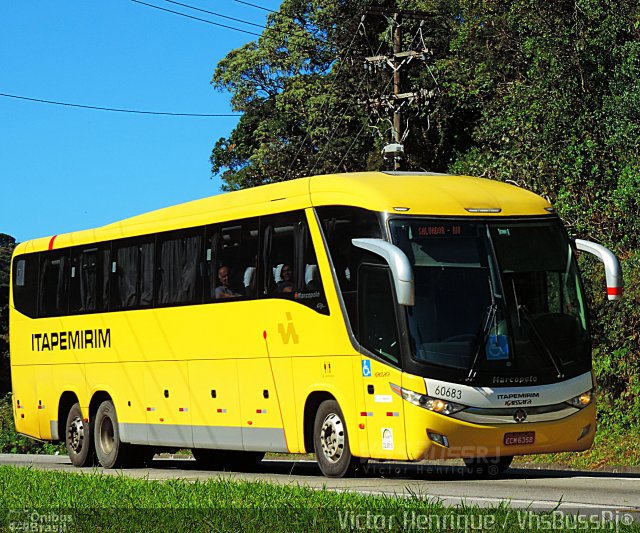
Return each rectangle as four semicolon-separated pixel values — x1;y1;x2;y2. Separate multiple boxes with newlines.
389;218;590;386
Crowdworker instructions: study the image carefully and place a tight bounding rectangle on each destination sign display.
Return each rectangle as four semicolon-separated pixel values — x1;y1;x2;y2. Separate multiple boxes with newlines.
416;223;470;237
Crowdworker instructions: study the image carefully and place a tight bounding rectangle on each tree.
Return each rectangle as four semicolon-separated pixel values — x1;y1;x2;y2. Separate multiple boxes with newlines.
0;234;15;397
445;0;640;248
210;0;461;189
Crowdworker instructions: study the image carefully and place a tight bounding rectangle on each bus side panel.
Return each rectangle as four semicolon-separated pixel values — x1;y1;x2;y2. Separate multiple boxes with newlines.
190;359;243;451
38;363;90;441
11;365;40;439
144;361;193;448
262;356;300;453
237;357;287;452
35;365;52;439
292;354;365;458
349;355;370;459
85;361;147;445
360;358;407;460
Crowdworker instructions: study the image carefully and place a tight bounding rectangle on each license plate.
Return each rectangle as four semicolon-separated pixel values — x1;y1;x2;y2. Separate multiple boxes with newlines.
504;431;535;446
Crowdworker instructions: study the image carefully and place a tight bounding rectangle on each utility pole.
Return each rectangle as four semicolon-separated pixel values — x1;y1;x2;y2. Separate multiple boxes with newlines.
392;12;402;167
363;7;436;170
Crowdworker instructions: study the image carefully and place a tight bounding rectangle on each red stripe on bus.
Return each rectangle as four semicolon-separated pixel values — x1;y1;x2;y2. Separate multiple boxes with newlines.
48;235;58;250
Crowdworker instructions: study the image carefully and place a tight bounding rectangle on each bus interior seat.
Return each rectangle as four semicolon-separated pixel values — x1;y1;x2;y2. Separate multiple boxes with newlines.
243;266;256;288
273;263;283;283
305;264;319;291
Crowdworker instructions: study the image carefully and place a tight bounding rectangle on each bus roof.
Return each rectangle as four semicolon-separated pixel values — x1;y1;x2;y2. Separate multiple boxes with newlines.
16;171;552;253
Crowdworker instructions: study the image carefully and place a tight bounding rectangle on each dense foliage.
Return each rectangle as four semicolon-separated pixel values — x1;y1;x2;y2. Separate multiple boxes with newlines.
0;234;14;398
211;0;640;431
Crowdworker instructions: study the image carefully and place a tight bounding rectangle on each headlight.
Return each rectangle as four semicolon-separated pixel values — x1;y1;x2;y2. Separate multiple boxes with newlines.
566;389;595;408
390;383;466;415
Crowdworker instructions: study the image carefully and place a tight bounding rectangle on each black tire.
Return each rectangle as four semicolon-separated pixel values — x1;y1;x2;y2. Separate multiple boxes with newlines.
192;449;264;471
65;402;95;467
464;456;513;477
313;399;357;478
94;400;129;469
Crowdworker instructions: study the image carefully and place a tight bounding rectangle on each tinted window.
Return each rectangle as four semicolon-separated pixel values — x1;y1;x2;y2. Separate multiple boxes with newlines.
206;218;259;301
12;254;39;318
358;265;400;364
317;206;382;325
112;238;154;309
39;251;70;317
157;229;203;305
69;246;111;313
262;211;328;314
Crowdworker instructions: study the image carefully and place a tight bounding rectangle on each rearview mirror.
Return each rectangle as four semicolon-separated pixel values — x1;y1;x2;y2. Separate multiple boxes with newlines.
574;239;623;301
352;238;414;306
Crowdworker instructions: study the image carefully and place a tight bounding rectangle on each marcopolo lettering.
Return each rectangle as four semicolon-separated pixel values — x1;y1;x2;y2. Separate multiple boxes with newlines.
492;375;538;385
31;329;111;351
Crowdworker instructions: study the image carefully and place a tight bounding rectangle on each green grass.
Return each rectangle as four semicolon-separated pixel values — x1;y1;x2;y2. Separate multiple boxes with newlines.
0;466;636;532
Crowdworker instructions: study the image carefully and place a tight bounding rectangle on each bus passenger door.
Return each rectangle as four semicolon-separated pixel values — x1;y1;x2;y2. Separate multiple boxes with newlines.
358;265;407;460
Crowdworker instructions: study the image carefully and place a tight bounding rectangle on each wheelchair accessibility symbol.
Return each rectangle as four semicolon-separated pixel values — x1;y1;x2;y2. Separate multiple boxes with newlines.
362;359;372;377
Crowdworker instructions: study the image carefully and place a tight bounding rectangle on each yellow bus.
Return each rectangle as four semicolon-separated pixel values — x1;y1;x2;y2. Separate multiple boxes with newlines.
9;171;621;477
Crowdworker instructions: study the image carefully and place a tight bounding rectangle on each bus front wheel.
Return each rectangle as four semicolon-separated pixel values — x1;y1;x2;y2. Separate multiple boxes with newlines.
94;400;127;469
65;402;95;467
313;399;357;478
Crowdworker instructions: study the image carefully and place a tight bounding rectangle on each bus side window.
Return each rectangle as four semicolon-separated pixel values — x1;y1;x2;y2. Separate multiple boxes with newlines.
12;254;39;318
206;218;259;301
156;229;204;306
261;210;328;314
358;265;400;365
111;238;154;310
317;206;382;326
69;246;110;313
39;251;70;317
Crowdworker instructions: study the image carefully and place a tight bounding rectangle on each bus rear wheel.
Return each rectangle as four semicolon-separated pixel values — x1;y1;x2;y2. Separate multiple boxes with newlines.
313;399;357;478
65;402;95;467
464;456;513;477
94;400;129;469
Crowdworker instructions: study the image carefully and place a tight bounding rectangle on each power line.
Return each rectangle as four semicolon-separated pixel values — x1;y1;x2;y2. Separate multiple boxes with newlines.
283;17;366;180
133;0;312;45
232;0;276;14
131;0;262;37
334;122;367;173
161;0;265;29
0;92;240;117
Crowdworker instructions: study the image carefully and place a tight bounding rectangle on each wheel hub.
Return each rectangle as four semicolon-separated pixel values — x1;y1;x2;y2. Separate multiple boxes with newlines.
320;413;344;463
67;417;84;453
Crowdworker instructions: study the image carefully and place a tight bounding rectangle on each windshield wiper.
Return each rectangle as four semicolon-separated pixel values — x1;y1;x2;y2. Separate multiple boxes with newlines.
519;305;565;379
465;304;497;382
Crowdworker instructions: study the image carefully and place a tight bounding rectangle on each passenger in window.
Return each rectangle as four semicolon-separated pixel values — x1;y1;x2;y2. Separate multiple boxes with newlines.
215;266;242;299
277;264;294;293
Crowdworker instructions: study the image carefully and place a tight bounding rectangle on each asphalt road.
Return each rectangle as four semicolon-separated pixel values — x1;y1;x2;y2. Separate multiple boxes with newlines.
1;454;639;521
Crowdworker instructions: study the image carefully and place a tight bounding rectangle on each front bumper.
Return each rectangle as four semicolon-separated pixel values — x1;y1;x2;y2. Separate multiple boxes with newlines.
405;401;596;460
